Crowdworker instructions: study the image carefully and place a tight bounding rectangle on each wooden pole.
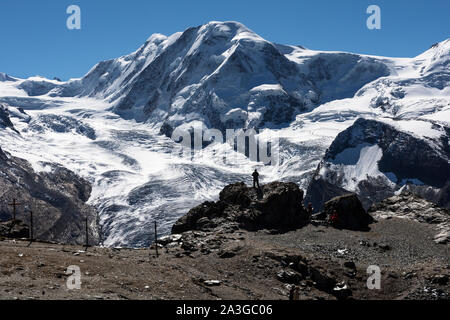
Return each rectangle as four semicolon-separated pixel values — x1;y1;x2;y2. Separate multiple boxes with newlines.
154;221;158;258
85;217;89;248
29;210;34;241
8;199;20;221
13;199;17;220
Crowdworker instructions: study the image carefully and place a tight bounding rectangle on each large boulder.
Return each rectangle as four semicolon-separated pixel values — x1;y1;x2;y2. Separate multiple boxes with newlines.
323;194;374;231
172;182;308;234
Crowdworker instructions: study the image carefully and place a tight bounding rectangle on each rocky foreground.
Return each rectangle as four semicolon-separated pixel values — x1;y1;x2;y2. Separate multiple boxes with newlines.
0;182;448;300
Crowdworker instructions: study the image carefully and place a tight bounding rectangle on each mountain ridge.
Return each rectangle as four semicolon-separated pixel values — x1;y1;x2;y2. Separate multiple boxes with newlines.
0;21;449;247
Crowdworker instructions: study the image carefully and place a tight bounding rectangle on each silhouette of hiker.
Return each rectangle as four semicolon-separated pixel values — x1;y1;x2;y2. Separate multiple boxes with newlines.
252;169;260;189
307;203;314;220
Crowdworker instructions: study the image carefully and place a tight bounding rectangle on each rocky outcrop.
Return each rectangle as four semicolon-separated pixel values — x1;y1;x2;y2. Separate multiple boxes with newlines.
172;182;308;234
0;104;18;133
0;147;7;162
306;118;450;211
369;193;450;244
323;194;375;231
0;148;99;245
304;176;351;213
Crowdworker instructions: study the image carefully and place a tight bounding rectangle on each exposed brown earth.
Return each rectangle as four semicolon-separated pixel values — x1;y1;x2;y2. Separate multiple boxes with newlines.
0;217;448;300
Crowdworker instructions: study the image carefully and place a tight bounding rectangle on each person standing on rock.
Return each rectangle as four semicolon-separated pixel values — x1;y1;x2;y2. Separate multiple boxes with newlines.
307;203;314;220
252;169;260;189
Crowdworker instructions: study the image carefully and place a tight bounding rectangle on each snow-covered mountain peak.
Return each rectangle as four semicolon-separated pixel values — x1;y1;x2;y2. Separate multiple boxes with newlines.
145;33;169;44
0;73;16;82
198;21;256;38
202;21;266;44
414;38;450;75
1;23;449;247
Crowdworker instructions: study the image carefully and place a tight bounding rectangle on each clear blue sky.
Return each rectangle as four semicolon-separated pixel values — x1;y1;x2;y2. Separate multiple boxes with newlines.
0;0;448;80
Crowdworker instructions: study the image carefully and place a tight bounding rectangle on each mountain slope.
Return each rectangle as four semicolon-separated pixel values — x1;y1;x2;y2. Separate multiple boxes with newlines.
305;118;450;211
0;147;98;245
0;21;449;247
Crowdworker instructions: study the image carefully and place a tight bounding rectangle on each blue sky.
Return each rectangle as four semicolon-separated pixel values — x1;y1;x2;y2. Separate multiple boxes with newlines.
0;0;448;80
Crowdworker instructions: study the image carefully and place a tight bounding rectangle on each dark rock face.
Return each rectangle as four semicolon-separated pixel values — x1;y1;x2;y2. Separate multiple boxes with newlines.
325;119;449;188
437;182;450;209
159;122;174;138
306;118;450;211
172;182;308;234
0;104;18;133
323;194;374;231
0;220;29;238
304;175;350;213
0;148;99;245
0;147;7;162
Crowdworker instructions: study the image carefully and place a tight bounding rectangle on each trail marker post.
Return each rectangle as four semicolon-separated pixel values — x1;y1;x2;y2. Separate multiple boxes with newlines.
8;199;20;221
29;210;34;242
85;217;89;249
154;221;159;258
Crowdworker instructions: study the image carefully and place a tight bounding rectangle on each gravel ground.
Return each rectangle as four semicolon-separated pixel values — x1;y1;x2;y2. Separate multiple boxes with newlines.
255;218;449;269
0;217;448;300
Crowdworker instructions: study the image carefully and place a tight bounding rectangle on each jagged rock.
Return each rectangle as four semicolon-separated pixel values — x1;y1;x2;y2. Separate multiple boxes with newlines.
306;118;450;211
308;266;337;292
172;201;227;234
172;182;308;234
431;275;449;285
219;183;252;206
323;194;374;231
369;193;450;244
0;220;29;238
159;122;174;138
0;105;18;133
333;282;352;300
0;149;99;245
277;270;302;284
158;234;182;246
0;147;8;162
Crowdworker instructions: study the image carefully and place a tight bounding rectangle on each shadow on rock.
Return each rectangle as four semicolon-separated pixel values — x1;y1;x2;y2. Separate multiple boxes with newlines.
172;182;309;234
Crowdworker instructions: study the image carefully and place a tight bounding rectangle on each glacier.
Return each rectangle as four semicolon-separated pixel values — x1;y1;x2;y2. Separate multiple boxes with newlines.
0;21;449;247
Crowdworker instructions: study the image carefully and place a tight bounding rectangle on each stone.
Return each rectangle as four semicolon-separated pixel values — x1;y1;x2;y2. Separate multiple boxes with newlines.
323;194;374;231
218;250;236;259
308;266;337;292
204;280;221;286
172;182;309;234
158;234;182;246
276;270;302;284
344;261;356;270
333;282;352;300
431;274;449;285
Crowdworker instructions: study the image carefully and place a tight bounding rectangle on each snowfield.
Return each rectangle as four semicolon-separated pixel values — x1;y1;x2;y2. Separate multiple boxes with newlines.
0;21;448;247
